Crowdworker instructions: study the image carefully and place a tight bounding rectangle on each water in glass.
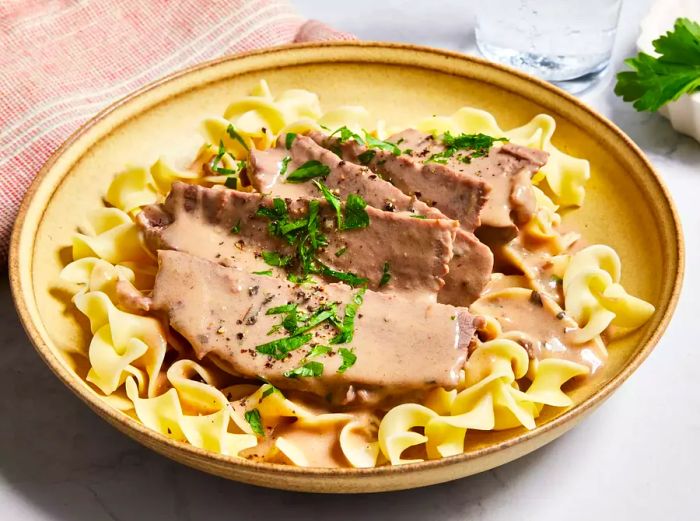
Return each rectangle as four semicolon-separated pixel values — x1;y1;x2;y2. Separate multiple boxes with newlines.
475;0;623;83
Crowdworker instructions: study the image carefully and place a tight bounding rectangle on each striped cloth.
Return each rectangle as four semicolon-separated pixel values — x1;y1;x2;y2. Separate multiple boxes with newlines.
0;0;353;264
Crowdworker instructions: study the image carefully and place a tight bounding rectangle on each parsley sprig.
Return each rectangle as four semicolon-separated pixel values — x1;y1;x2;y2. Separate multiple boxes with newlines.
616;18;700;112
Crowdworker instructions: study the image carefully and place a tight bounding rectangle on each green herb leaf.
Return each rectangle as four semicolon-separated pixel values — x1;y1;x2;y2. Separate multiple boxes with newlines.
285;132;297;149
256;198;288;221
279;156;292;176
337;347;357;374
320;264;368;287
230;220;241;233
363;130;401;155
260;384;281;400
342;193;369;230
293;306;338;336
244;408;265;437
284;361;324;378
266;303;297;315
314;180;343;228
410;214;427;219
285;160;331;183
357;149;376;165
262;251;292;267
379;261;391;287
287;273;315;284
615;18;700;112
331;288;366;344
307;344;332;358
334;246;347;257
256;333;312;360
426;132;508;164
226;124;249;151
224;176;238;189
252;269;273;276
329;126;363;144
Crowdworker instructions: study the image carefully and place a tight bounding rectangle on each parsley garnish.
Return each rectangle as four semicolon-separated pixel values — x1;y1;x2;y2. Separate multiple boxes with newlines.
279;156;292;176
615;18;700;112
363;130;401;155
379;261;391;287
252;269;273;276
331;288;365;344
224;177;238;189
337;347;357;374
285;132;297;149
426;132;508;164
285;160;331;183
319;264;368;287
283;361;324;378
260;384;280;400
262;251;292;267
342;193;370;230
307;344;332;358
226;124;249;151
244;409;265;437
256;333;312;360
335;246;347;257
329;126;363;144
410;214;427;219
230;220;241;234
266;303;297;315
314;180;342;228
357;149;376;165
287;273;315;284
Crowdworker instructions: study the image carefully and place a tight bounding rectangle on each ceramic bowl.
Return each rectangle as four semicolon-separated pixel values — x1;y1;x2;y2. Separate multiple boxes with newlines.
9;42;683;493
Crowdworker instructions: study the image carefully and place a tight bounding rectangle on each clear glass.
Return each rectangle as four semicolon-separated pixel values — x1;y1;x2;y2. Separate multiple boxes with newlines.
475;0;623;84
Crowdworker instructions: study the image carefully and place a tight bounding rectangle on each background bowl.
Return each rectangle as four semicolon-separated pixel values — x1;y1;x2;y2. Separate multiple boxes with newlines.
9;42;683;493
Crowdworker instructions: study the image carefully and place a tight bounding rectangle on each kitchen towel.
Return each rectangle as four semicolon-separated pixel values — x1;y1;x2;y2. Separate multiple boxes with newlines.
0;0;352;263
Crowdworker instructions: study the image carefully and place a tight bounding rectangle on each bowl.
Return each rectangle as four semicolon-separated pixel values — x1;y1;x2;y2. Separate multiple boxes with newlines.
9;42;684;493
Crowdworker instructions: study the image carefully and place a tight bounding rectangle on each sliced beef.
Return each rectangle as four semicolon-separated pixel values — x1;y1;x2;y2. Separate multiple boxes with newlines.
310;129;548;241
138;182;456;298
308;130;490;232
152;251;477;398
249;134;494;305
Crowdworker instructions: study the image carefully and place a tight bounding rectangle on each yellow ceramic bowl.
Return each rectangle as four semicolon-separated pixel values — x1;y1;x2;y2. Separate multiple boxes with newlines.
9;42;683;493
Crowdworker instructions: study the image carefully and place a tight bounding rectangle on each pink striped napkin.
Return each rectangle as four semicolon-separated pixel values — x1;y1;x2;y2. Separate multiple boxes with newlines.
0;0;353;264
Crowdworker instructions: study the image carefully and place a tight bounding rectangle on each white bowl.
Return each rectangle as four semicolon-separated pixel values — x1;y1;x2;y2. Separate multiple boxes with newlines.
636;0;700;142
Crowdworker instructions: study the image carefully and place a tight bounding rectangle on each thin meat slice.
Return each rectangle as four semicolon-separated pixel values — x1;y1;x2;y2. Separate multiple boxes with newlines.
390;129;548;238
249;134;494;305
152;251;478;399
138;182;456;298
308;130;490;232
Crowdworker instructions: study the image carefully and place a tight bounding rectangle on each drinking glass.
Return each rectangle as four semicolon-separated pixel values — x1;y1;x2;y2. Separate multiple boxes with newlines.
475;0;623;89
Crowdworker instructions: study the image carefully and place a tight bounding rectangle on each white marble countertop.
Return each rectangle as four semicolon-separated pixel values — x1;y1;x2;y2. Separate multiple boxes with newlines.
2;0;698;519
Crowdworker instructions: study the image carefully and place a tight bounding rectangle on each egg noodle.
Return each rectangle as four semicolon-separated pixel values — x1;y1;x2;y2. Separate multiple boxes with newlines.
59;81;655;468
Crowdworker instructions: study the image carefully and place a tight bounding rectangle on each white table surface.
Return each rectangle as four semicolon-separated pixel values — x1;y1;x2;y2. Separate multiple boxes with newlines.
2;0;698;519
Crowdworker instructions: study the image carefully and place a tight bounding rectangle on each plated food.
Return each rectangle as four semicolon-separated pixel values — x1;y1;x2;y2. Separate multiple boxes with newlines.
58;79;655;468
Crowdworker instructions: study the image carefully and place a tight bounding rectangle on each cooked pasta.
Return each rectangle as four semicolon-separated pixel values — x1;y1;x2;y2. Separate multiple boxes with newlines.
58;80;656;468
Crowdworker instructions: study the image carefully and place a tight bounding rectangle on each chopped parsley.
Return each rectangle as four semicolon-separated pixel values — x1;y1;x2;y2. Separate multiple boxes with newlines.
279;156;292;176
260;384;280;400
285;160;331;183
283;361;324;378
287;273;315;284
410;214;427;219
379;261;391;287
224;176;238;189
314;180;342;228
307;344;332;358
337;347;357;374
226;124;249;151
342;193;370;230
262;251;292;267
252;269;273;276
329;126;363;144
363;130;401;156
266;303;298;315
256;333;312;360
319;264;368;287
244;408;265;437
334;246;347;257
357;149;376;165
285;132;297;149
426;132;508;164
331;287;365;344
230;220;241;234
